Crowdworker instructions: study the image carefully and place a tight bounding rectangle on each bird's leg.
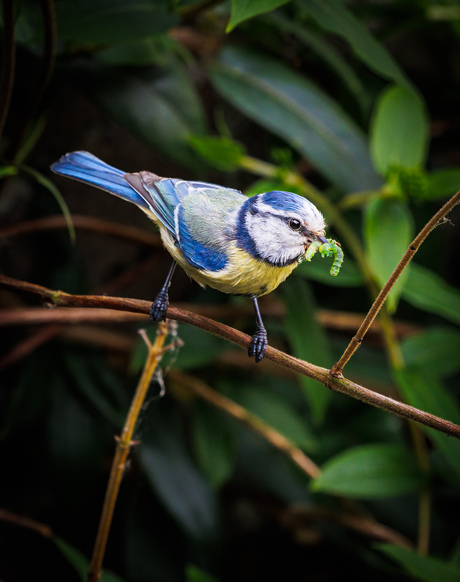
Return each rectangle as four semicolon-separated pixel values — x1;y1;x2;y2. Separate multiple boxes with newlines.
150;261;177;322
248;296;268;363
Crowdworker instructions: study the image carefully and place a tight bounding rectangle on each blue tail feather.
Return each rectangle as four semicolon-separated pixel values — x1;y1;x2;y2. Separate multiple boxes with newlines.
51;151;149;209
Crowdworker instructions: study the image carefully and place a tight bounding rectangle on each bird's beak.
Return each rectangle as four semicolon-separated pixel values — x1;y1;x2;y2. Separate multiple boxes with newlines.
316;234;328;245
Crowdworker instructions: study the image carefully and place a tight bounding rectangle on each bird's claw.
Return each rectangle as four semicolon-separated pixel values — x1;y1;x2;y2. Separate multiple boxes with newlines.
150;289;169;322
248;326;268;363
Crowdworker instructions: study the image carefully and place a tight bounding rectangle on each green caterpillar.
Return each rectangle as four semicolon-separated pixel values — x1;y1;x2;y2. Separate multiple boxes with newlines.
305;239;344;276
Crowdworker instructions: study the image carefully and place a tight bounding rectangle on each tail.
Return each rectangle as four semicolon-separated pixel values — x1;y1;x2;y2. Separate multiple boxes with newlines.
51;151;149;209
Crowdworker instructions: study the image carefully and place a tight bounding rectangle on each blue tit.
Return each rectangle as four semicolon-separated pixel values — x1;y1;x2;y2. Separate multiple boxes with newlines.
51;151;328;362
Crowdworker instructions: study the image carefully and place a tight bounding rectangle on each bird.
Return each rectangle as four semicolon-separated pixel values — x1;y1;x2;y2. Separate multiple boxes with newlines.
51;151;328;362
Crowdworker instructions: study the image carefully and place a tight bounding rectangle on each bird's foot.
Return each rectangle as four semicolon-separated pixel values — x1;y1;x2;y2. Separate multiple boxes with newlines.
248;326;268;363
150;289;169;322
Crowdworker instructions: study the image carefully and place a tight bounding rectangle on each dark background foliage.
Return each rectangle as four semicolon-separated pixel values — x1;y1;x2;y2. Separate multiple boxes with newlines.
1;0;460;580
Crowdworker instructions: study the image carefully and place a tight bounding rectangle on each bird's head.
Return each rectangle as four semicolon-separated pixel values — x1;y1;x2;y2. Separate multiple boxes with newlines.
236;191;327;267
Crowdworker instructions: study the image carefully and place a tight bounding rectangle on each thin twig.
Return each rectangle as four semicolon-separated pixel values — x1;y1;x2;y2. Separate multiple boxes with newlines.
87;323;171;582
332;189;460;377
1;274;460;439
0;0;15;143
171;370;321;479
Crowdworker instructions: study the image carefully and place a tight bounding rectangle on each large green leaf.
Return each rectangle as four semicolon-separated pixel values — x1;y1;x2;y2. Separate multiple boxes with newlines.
210;46;382;192
364;197;413;311
377;544;460;582
56;0;178;45
227;0;289;31
427;168;460;200
395;368;460;479
402;327;460;378
402;264;460;325
312;443;423;498
283;278;332;423
300;0;409;87
370;85;429;176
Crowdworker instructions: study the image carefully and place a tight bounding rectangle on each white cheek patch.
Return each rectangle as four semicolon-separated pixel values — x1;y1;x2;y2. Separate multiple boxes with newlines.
246;213;304;265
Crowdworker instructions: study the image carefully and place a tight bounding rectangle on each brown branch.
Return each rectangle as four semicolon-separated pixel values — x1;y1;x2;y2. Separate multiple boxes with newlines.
171;370;321;479
0;0;15;143
88;323;172;582
1;274;460;439
332;189;460;377
0;214;161;247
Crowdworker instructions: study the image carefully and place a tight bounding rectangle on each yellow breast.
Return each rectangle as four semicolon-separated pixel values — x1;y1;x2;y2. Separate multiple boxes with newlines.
160;233;299;297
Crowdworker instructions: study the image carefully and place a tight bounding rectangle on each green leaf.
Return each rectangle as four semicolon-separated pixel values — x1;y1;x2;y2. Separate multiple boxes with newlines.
267;13;366;107
283;278;332;423
403;264;460;326
377;544;460;582
227;0;289;31
189;135;247;170
56;0;178;45
210;46;382;193
364;197;413;311
75;62;206;169
186;564;220;582
402;327;460;378
53;536;124;582
234;386;317;451
395;368;460;479
426;168;460;200
301;0;409;87
192;400;235;487
312;443;423;498
140;406;219;541
370;85;429;176
297;254;364;287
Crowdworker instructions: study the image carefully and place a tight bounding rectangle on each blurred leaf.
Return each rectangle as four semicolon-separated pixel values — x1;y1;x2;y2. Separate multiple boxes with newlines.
301;0;409;87
402;264;460;326
192;400;236;487
47;365;109;486
140;405;219;541
56;0;178;45
210;46;382;192
189;135;247;170
426;168;460;200
297;254;364;287
377;544;460;582
402;327;460;378
283;278;332;423
364;197;413;311
125;486;186;582
312;443;423;498
227;0;289;31
186;564;219;582
234;385;317;451
96;36;179;66
53;535;124;582
370;85;428;176
75;62;206;169
268;13;366;106
395;368;460;479
64;352;124;428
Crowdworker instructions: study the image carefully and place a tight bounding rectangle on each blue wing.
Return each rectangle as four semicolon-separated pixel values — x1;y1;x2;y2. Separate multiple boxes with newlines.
51;151;245;268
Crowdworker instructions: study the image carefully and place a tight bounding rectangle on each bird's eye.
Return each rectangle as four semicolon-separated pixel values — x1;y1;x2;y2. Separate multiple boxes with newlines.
288;218;301;231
